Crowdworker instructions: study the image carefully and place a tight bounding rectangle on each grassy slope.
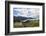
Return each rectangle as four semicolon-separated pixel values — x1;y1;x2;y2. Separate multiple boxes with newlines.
13;20;39;28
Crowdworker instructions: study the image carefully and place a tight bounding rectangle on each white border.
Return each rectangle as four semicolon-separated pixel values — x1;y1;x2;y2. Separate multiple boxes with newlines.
10;4;43;32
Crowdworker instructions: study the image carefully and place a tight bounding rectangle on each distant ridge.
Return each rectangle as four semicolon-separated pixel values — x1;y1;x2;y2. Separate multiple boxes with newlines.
13;16;35;22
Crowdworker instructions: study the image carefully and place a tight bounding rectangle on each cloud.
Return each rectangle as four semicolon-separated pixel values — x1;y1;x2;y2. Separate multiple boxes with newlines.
13;8;39;18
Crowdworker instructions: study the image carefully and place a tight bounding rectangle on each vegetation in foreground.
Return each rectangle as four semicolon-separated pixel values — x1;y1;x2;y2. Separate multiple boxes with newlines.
13;20;39;28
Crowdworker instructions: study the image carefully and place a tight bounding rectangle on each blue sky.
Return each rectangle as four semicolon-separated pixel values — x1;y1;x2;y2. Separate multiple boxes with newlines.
13;8;39;18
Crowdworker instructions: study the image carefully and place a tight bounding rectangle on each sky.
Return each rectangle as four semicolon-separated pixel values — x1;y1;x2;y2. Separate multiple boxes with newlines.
13;8;39;18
